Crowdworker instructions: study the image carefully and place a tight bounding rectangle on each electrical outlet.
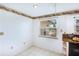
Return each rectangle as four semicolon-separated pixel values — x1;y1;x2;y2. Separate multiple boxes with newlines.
0;32;4;35
24;42;26;45
11;46;13;50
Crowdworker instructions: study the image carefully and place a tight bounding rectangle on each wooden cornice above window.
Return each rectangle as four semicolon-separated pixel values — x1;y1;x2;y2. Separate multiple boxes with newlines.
0;4;79;19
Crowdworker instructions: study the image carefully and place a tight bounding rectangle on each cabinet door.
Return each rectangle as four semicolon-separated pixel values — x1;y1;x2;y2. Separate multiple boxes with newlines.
69;43;79;56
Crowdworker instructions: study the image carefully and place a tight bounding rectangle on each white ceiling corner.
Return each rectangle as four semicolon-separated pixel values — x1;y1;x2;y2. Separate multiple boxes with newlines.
1;3;79;16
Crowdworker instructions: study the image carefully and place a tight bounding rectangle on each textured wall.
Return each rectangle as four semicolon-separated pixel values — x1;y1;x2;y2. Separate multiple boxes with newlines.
0;11;33;55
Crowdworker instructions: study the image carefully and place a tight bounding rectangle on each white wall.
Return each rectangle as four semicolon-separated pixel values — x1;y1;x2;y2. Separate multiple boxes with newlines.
0;3;79;55
33;14;78;54
0;11;33;55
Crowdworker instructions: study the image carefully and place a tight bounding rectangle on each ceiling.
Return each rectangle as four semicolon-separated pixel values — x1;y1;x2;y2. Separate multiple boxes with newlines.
1;3;79;16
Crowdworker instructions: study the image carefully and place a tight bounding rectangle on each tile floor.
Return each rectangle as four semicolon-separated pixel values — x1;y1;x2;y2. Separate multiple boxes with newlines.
17;46;64;56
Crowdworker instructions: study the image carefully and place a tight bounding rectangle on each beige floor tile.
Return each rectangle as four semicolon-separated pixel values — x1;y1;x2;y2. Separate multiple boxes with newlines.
17;46;64;56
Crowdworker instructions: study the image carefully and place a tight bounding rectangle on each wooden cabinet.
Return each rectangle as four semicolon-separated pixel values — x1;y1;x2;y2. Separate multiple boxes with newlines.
62;34;79;56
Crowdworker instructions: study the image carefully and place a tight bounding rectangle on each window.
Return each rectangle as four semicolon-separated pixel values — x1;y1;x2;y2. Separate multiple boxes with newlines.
75;19;79;33
40;17;57;38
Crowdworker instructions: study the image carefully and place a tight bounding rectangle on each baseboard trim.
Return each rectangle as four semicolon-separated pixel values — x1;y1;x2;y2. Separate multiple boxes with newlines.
32;45;64;56
16;43;64;56
15;43;33;56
